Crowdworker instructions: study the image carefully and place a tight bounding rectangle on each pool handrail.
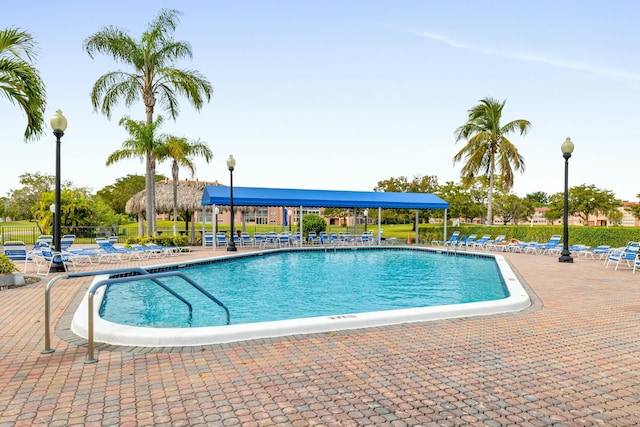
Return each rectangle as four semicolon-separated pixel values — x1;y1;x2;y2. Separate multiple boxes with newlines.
43;267;157;355
85;270;231;363
42;268;231;362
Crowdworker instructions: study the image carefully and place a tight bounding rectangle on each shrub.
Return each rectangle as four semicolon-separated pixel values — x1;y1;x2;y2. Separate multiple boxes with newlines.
302;214;327;237
0;254;18;274
125;235;189;247
419;224;640;248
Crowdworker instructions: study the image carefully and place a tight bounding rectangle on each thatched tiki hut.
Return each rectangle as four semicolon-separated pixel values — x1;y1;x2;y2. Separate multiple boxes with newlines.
125;180;221;244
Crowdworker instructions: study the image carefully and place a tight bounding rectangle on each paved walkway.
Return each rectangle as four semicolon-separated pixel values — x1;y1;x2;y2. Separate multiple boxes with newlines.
1;245;639;426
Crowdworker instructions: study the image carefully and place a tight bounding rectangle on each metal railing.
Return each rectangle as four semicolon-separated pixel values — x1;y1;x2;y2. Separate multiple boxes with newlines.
42;267;230;364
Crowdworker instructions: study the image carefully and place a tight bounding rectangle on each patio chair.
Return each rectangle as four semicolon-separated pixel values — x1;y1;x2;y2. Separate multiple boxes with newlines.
215;233;228;247
486;235;506;251
241;232;253;247
471;235;491;249
604;243;640;270
60;234;76;250
307;232;320;245
31;249;77;276
536;235;562;255
442;231;461;249
432;230;460;247
3;241;33;272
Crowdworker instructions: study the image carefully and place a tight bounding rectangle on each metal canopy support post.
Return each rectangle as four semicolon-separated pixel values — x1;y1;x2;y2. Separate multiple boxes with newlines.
444;209;448;242
378;207;382;246
201;205;206;247
299;205;303;246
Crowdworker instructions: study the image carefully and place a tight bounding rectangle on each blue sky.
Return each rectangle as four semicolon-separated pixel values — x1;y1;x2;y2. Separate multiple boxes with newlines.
3;1;640;201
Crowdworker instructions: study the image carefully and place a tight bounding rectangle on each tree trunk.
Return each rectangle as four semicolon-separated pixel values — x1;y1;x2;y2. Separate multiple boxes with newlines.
145;152;155;237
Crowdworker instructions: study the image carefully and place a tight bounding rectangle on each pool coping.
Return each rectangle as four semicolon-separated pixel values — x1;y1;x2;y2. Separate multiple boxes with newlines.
65;247;537;349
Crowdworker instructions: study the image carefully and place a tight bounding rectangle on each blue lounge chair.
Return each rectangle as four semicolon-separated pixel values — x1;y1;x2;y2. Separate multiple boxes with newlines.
604;243;640;270
215;233;228;247
486;235;506;251
60;234;76;251
432;230;460;247
32;249;77;275
536;235;562;255
3;241;32;272
241;232;253;247
442;231;460;248
471;235;491;249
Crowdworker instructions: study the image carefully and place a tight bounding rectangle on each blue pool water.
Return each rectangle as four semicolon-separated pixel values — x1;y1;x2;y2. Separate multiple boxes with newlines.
99;249;508;328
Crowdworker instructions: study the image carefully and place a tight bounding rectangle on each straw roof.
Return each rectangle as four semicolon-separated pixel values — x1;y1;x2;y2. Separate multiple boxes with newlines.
125;179;222;214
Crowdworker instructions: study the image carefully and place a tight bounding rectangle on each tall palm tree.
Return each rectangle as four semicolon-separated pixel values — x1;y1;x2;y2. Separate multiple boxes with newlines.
84;8;213;235
106;116;165;236
157;135;213;237
453;97;531;225
0;28;46;141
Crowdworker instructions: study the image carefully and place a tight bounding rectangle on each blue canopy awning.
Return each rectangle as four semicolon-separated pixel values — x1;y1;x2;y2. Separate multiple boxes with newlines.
201;186;448;210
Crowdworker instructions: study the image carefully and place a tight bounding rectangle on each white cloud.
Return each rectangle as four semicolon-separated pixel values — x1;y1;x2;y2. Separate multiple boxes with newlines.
410;30;640;82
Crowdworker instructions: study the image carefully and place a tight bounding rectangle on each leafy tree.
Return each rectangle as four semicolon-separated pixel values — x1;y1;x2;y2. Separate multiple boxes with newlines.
0;28;46;141
374;175;439;224
627;194;640;221
96;174;166;215
31;188;94;233
157;135;213;236
302;214;327;237
6;172;58;219
436;181;483;223
547;184;620;225
607;209;623;226
570;184;620;225
0;197;10;219
526;191;549;206
493;193;534;225
453;97;531;225
84;8;213;235
544;192;564;224
106;117;165;236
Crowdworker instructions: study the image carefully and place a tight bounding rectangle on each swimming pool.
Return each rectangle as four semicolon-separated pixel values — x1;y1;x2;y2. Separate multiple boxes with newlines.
71;247;531;346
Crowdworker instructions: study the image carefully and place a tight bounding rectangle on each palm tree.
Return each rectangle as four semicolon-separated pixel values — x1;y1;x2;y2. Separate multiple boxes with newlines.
84;8;213;235
157;136;213;237
0;28;46;141
453;97;531;225
106;117;165;236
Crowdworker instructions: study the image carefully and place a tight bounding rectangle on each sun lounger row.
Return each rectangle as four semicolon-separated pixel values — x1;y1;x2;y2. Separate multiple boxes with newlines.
205;231;378;248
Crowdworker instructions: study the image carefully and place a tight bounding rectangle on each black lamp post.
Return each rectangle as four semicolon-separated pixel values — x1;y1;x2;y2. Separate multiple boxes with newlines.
226;155;237;252
50;110;67;272
559;137;574;263
364;209;368;233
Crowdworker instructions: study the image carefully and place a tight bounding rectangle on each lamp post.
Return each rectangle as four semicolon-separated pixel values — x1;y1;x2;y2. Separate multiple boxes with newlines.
559;137;574;263
287;209;292;232
49;204;55;236
363;209;368;233
226;155;237;252
50;110;67;272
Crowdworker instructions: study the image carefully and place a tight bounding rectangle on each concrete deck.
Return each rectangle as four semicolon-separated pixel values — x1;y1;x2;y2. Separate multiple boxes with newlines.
1;245;639;426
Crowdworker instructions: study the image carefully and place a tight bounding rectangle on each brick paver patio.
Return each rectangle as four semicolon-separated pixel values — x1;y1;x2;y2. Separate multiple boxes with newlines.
1;245;639;426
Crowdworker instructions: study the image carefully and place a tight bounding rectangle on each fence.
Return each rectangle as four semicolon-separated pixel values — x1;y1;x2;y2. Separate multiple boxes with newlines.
1;226;127;245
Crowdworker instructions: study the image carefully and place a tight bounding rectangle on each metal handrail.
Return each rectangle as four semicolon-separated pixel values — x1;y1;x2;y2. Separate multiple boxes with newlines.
43;267;156;354
85;271;230;363
42;268;230;363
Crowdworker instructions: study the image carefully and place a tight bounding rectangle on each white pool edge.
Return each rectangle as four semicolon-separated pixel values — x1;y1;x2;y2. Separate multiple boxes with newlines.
71;252;530;347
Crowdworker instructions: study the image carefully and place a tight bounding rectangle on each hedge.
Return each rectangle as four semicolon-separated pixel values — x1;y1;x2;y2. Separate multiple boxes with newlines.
420;225;640;248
